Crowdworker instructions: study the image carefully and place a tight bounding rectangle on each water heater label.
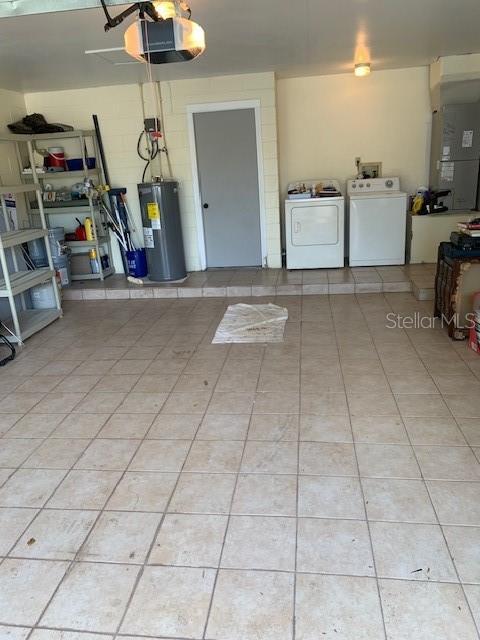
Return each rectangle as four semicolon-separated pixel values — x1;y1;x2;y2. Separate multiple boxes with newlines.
147;202;160;220
462;130;473;148
143;227;154;248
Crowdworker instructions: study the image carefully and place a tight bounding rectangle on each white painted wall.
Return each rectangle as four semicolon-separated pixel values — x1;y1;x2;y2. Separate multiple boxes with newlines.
25;72;281;271
277;67;432;197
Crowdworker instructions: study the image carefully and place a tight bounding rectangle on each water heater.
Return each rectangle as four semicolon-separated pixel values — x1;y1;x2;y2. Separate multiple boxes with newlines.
138;180;187;282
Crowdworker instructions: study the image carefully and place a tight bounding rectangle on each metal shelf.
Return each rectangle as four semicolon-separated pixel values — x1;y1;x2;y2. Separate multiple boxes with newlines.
0;268;54;297
71;267;113;281
0;184;41;195
23;169;100;180
0;228;47;249
30;204;100;214
1;309;62;343
0;130;96;143
65;238;109;248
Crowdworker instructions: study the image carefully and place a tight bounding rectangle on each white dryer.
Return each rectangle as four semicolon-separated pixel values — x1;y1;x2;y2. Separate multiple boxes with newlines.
348;177;407;267
285;179;344;269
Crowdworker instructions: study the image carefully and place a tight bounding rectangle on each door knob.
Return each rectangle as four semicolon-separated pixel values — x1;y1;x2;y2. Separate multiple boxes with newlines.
203;203;209;209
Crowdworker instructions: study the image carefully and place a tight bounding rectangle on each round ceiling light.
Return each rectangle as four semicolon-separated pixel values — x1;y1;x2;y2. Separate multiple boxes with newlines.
354;62;371;77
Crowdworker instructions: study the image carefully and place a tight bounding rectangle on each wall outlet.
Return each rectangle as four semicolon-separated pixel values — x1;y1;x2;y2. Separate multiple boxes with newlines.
144;117;161;133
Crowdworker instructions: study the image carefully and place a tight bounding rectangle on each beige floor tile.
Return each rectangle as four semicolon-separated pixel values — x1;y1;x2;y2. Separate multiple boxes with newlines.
241;441;297;474
41;562;139;633
370;521;457;581
54;376;101;394
297;518;374;576
30;392;85;414
47;470;121;509
149;513;227;566
362;478;437;523
80;511;160;563
443;526;480;583
5;414;65;439
301;392;349;416
395;393;450;418
222;515;296;571
298;475;365;519
197;414;250;440
379;580;478;640
415;445;480;481
75;439;140;471
184;440;244;472
115;392;168;414
457;418;480;446
347;392;399;417
206;569;294;640
231;473;297;516
0;469;65;508
121;566;215;638
464;585;480;629
51;413;110;438
299;442;357;476
0;507;38;555
247;414;298;441
433;374;480;395
404;417;466;445
0;439;43;468
295;574;385;640
443;394;480;418
168;473;236;514
252;391;299;414
0;393;44;414
16;376;64;394
0;626;31;640
129;440;190;472
93;375;139;393
110;360;151;375
11;509;96;560
0;414;23;436
299;415;352;442
147;413;202;439
206;391;254;414
0;558;68;626
161;391;212;414
343;373;390;394
133;373;179;393
73;392;126;414
106;471;177;512
428;481;480;525
173;373;219;392
387;374;439;394
351;415;409;444
356;444;421;478
98;413;155;438
24;438;90;470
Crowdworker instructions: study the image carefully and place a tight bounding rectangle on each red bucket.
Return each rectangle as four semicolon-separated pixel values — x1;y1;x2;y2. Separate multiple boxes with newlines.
45;146;66;171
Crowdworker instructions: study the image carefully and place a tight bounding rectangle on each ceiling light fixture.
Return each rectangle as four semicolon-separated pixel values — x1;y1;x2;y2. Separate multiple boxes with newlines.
354;62;371;77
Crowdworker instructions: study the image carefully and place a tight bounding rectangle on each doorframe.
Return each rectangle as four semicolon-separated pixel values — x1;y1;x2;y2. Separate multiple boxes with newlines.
186;99;267;270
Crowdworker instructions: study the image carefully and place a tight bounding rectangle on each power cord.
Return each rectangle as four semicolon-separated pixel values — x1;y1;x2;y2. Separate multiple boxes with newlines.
137;129;159;183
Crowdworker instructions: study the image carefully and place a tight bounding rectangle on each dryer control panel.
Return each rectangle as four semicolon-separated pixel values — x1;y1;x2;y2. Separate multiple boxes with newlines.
347;177;400;194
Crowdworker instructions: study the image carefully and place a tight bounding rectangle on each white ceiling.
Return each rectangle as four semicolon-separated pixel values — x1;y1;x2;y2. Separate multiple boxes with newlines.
1;0;480;93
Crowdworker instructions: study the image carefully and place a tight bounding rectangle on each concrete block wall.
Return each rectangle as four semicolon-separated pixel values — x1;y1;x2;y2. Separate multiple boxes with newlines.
24;72;281;272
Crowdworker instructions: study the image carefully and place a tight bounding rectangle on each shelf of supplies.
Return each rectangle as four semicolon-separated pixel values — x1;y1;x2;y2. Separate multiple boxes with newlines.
1;308;62;343
71;267;113;281
0;130;96;143
65;238;109;248
0;228;47;249
0;184;41;195
0;268;54;297
23;169;100;180
30;204;100;214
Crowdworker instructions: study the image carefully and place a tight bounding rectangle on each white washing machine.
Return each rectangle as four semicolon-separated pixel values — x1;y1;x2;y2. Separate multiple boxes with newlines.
285;179;344;269
348;177;407;267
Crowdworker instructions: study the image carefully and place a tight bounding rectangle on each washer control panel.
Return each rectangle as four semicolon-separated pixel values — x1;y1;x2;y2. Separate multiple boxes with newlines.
347;177;400;195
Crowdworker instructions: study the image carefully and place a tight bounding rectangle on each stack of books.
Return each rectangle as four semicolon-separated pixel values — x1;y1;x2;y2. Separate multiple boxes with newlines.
458;220;480;237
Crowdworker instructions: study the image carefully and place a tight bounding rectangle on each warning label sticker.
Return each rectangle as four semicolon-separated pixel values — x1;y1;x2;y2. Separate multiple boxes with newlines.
147;202;160;220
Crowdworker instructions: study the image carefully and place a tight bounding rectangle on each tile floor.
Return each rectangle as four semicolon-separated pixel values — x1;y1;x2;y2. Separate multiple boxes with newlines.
63;264;437;302
0;290;479;640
